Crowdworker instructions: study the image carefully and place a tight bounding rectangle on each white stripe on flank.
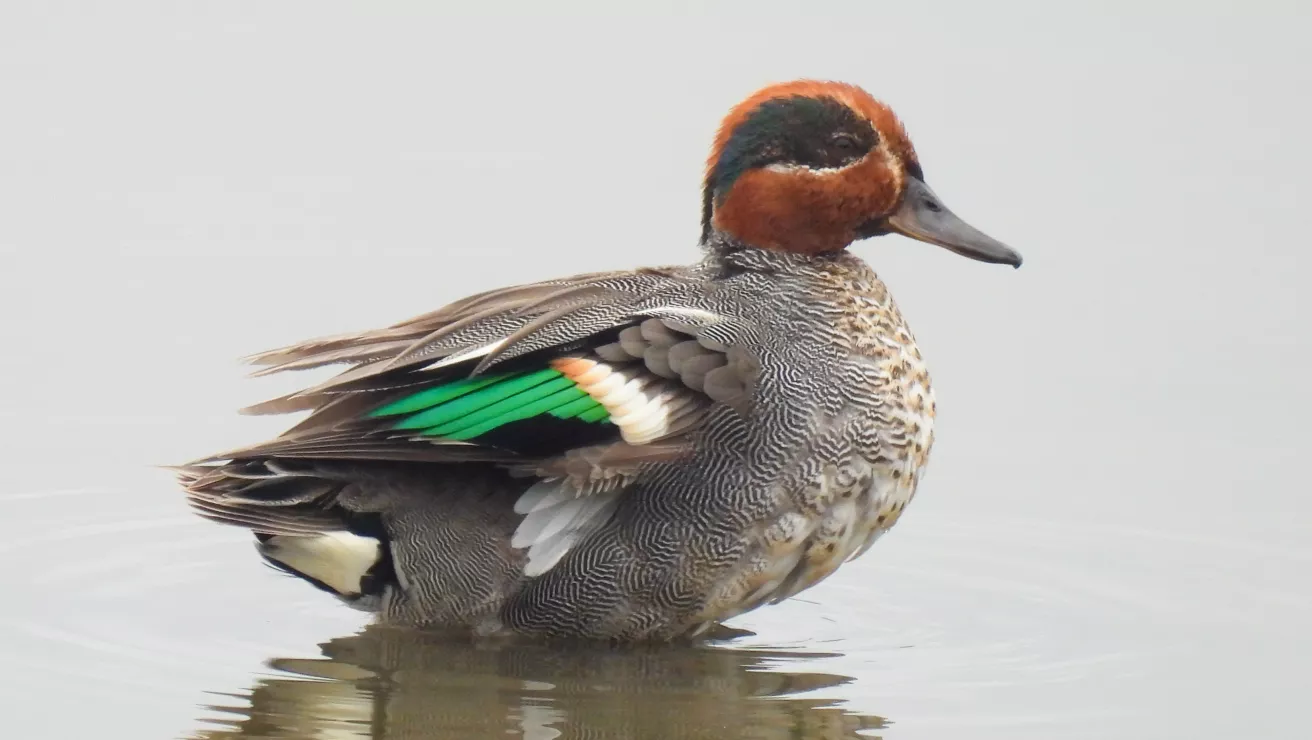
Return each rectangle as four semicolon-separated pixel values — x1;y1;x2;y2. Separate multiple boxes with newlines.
417;339;508;372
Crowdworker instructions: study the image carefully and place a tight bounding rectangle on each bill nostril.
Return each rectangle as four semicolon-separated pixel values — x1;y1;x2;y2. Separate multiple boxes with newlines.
922;198;942;214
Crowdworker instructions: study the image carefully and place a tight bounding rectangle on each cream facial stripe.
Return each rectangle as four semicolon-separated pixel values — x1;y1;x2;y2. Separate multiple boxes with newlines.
764;155;870;176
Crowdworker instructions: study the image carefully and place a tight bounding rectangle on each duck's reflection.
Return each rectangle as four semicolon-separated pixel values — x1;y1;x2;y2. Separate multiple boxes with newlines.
193;625;885;739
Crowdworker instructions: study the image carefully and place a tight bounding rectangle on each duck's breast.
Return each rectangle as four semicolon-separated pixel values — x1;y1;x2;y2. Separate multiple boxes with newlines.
695;254;936;626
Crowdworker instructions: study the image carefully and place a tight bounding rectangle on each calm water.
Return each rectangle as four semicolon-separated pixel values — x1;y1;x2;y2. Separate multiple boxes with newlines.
4;473;1306;738
2;3;1310;739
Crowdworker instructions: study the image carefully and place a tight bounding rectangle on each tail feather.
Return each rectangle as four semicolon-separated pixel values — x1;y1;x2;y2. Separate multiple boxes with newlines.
188;498;341;535
178;460;391;608
175;457;530;628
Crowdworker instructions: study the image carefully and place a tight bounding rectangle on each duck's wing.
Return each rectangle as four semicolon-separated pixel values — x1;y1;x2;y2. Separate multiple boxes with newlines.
182;265;759;577
211;265;756;461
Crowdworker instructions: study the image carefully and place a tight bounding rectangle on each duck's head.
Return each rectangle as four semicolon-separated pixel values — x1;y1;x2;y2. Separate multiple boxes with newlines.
702;80;1022;267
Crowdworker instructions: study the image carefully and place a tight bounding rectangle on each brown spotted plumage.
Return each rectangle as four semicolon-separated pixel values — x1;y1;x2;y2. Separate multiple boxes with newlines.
177;79;1022;641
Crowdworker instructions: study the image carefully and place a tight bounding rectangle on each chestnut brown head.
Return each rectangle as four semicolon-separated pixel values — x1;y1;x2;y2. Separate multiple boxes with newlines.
702;80;1021;267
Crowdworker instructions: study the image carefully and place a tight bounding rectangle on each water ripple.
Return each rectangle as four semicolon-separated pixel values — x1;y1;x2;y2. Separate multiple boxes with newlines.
3;486;1307;738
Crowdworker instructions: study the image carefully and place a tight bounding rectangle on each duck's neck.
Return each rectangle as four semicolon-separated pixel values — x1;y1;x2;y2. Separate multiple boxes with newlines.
699;229;852;276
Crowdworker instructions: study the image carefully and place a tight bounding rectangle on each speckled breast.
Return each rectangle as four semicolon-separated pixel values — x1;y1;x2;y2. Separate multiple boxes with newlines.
697;255;937;628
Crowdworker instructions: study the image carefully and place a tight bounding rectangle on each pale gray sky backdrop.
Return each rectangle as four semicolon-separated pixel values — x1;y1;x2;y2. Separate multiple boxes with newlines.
0;2;1308;739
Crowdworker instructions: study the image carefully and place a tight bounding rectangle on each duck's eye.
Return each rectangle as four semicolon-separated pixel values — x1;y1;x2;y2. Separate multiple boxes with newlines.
831;133;858;151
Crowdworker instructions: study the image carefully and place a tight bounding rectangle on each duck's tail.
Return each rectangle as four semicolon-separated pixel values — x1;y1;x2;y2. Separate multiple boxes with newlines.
174;459;527;625
175;460;394;610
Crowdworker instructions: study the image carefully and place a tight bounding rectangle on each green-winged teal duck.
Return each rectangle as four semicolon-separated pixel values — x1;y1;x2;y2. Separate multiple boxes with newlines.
178;79;1023;641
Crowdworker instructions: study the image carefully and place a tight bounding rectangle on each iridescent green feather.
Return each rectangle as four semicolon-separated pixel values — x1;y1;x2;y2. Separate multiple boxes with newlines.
421;377;578;436
369;366;611;441
369;373;509;416
434;387;592;440
550;394;603;420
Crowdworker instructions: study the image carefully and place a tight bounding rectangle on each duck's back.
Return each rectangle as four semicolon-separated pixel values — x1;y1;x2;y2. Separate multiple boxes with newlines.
180;248;931;640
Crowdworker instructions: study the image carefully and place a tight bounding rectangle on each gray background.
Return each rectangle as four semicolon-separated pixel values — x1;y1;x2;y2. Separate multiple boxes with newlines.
1;1;1308;738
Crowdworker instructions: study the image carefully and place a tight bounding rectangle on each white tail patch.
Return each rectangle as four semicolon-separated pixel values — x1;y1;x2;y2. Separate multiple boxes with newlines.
259;532;381;596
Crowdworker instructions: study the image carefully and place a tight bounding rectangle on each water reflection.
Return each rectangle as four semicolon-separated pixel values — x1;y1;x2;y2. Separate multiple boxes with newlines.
192;625;885;739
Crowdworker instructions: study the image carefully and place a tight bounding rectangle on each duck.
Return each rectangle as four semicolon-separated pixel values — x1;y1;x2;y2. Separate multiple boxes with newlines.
178;79;1022;642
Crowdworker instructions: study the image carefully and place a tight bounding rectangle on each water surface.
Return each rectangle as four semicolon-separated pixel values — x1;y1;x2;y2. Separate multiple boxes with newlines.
5;478;1306;738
